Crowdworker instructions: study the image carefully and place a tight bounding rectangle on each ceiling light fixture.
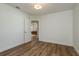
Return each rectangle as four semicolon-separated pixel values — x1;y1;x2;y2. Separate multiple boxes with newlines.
34;4;42;10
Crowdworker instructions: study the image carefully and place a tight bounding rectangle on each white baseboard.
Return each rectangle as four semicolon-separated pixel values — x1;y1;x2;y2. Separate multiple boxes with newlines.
74;47;79;55
39;40;73;46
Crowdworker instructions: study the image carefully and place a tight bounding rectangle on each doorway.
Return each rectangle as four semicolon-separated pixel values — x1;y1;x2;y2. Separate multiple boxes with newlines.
31;21;39;41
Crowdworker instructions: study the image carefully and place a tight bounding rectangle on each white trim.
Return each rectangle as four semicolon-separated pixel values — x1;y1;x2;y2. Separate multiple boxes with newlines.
74;47;79;55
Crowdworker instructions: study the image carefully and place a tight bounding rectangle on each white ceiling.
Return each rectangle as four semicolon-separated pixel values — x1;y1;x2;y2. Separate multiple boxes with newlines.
8;3;75;15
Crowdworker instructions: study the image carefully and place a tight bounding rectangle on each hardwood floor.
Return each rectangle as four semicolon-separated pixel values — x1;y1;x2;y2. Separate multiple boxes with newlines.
0;41;78;56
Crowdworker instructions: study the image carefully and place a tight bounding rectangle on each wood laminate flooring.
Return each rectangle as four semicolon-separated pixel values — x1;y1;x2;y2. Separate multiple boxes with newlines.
0;41;78;56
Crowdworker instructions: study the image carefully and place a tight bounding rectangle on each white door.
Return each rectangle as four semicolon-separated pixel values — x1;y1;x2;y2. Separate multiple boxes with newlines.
24;16;31;43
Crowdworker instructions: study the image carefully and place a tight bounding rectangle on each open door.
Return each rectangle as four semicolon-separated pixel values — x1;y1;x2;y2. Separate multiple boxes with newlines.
31;21;39;41
24;16;31;43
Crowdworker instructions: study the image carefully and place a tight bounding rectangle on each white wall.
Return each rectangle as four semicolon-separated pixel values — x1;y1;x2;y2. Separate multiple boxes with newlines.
0;4;31;52
73;4;79;53
30;15;40;21
39;10;73;46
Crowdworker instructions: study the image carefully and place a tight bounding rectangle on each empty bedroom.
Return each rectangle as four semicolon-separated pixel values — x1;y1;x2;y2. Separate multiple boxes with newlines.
0;3;79;56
